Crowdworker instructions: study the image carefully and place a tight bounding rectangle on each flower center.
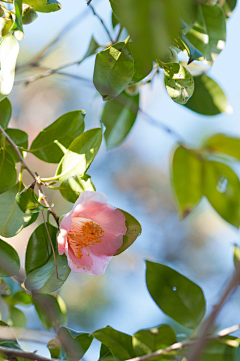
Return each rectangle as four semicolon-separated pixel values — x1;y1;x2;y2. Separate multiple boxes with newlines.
67;217;104;259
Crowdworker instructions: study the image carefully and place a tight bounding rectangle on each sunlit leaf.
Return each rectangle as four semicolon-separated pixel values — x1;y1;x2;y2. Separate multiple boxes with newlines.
16;187;50;214
23;0;62;12
206;134;240;161
12;0;24;40
0;239;20;277
60;175;95;203
175;33;204;64
115;209;141;255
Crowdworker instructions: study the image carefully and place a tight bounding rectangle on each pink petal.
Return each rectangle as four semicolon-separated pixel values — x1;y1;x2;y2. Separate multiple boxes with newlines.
71;191;108;218
59;210;72;232
57;229;68;255
66;247;94;274
89;252;112;275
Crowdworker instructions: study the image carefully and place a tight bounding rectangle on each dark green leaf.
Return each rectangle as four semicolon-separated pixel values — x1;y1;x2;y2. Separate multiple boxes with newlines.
206;134;240;160
111;11;119;29
16;187;50;214
56;128;102;183
115;209;141;255
30;110;85;163
12;0;24;40
93;326;135;360
0;239;20;277
100;343;113;360
93;40;134;101
171;146;203;219
221;0;237;18
0;150;17;194
175;33;204;64
199;338;239;361
1;128;28;162
23;0;62;12
146;261;206;329
127;42;152;84
0;98;12;128
33;294;67;330
185;74;230;115
25;222;58;275
60;175;95;203
9;306;27;328
102;91;139;148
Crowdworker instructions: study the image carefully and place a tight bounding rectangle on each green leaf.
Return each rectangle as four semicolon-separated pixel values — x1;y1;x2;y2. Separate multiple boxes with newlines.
133;324;176;357
114;209;141;255
100;343;113;360
25;253;71;294
10;290;32;305
186;4;226;64
33;294;67;330
56;128;102;183
127;42;152;84
16;187;50;214
30;111;85;163
9;306;27;328
184;74;230;115
146;261;206;329
23;0;62;12
82;37;99;62
93;326;135;360
102;91;139;149
12;0;24;40
199;338;239;361
93;40;134;101
221;0;237;18
175;33;204;64
0;35;19;102
47;338;62;359
1;128;28;162
171;146;203;219
0;239;20;277
203;161;240;227
60;175;95;203
25;222;58;275
0;150;17;194
111;11;119;29
206;134;240;161
164;63;194;104
0;98;12;128
0;182;37;238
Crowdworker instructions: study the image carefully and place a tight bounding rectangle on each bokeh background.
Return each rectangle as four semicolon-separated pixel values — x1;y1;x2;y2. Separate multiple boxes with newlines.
6;0;240;358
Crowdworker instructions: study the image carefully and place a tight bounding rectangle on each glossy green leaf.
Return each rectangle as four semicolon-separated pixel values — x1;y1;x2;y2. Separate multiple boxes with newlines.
0;128;28;162
56;128;102;183
93;326;135;360
164;63;194;104
25;254;70;294
0;35;19;102
203;161;240;227
9;306;27;328
16;187;50;214
127;42;152;84
0;150;17;194
102;91;139;149
23;0;61;12
185;74;230;115
12;0;24;40
60;175;95;203
186;4;226;64
206;134;240;160
30;111;85;163
33;294;67;330
0;239;20;277
146;261;206;329
115;209;141;255
175;33;204;64
133;324;176;357
0;98;12;128
82;37;99;61
0;182;37;238
93;40;134;101
25;222;58;275
171;146;203;219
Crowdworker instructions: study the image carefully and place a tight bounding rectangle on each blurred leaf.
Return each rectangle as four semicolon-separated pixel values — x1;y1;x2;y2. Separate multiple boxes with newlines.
146;261;206;329
111;11;119;29
0;128;28;162
133;324;176;357
0;239;20;277
102;91;139;148
33;294;67;330
60;175;95;203
171;146;203;219
203;161;240;227
164;63;194;104
10;291;32;305
23;0;62;12
0;150;17;194
0;35;19;102
0;182;37;238
9;306;27;328
93;326;135;360
56;128;102;183
25;253;70;294
82;37;99;61
16;187;50;214
48;338;62;359
30;110;85;163
234;244;240;269
221;0;237;18
185;74;230;115
175;33;204;64
115;209;141;255
206;134;240;160
0;98;12;128
93;40;134;101
199;338;239;361
12;0;24;40
186;4;226;64
25;222;57;275
99;343;113;360
0;321;21;349
128;42;152;84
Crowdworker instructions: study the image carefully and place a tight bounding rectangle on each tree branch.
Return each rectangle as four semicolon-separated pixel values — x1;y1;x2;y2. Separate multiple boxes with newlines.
0;346;60;361
89;4;113;42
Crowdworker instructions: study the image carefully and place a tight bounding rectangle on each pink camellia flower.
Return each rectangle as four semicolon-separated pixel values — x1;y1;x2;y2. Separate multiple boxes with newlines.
57;191;127;275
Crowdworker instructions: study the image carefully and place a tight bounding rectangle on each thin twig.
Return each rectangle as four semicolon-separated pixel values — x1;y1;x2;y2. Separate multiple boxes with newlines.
125;324;240;361
89;4;113;42
0;346;61;361
42;212;58;279
87;0;92;4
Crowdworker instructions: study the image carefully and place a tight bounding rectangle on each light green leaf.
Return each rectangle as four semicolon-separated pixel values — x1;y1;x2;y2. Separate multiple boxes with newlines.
9;306;27;328
23;0;61;12
164;63;194;104
0;150;17;194
82;37;99;62
102;91;139;148
0;35;19;102
47;338;62;359
206;134;240;161
30;110;85;163
146;261;206;329
12;0;24;40
0;238;20;277
0;98;12;128
56;128;102;183
185;74;230;115
10;290;32;305
93;40;134;101
127;42;152;84
16;187;50;214
60;175;95;203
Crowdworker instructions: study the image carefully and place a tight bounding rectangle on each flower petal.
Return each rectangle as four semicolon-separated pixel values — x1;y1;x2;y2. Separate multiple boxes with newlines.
59;210;72;232
72;191;108;218
66;247;94;274
57;229;68;255
89;252;112;275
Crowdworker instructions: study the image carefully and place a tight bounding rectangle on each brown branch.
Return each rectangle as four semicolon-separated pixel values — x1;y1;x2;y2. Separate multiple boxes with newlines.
89;4;113;42
0;345;60;361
